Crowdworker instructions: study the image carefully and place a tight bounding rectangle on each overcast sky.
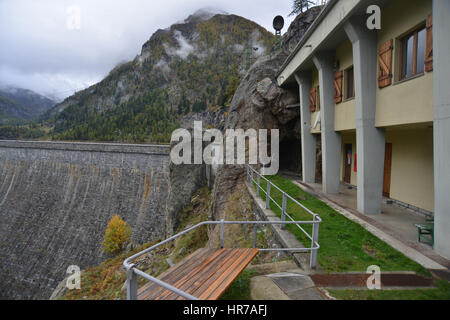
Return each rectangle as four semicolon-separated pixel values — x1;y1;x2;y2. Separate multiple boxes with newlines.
0;0;319;101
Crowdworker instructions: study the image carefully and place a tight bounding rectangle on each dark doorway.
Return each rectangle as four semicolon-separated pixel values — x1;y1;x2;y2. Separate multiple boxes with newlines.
315;136;322;183
343;144;352;184
279;138;301;173
383;143;392;197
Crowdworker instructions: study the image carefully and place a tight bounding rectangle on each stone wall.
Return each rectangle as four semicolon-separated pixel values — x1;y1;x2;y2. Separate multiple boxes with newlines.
0;140;169;299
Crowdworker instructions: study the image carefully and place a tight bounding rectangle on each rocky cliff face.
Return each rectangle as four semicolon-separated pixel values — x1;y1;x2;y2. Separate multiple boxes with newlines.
165;108;225;235
0;142;169;299
210;6;322;222
210;50;300;221
282;6;323;54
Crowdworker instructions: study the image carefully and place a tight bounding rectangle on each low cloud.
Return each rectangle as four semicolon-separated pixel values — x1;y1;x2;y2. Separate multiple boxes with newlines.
164;30;195;60
0;0;297;99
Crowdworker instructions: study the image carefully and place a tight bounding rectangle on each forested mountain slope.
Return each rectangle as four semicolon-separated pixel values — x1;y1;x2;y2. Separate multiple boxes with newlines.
0;87;55;124
45;10;275;143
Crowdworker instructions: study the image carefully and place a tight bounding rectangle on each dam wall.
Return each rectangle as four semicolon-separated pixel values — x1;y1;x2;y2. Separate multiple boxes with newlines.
0;140;170;299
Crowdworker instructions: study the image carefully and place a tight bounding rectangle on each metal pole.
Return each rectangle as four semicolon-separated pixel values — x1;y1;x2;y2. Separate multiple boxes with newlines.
219;219;224;248
256;175;261;195
253;225;258;248
281;192;287;228
265;182;271;209
310;215;319;269
126;266;138;300
247;166;250;182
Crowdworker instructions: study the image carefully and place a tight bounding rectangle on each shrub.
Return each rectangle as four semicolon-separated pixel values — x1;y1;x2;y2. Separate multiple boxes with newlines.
102;215;131;255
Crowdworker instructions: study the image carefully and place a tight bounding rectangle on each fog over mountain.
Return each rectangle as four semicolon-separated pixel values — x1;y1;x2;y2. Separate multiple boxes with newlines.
0;0;301;100
0;86;55;124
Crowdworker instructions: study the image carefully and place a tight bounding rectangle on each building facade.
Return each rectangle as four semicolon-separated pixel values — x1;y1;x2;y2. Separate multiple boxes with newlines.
277;0;450;259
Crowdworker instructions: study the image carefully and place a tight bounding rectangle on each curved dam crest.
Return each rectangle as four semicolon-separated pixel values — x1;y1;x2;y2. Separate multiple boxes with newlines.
0;140;170;299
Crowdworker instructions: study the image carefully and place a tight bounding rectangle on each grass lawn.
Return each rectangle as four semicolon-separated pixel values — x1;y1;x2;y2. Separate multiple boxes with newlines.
329;279;450;300
251;175;430;277
220;269;260;300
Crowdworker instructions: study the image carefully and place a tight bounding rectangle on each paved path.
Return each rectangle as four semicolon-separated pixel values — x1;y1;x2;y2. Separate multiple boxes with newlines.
250;270;328;300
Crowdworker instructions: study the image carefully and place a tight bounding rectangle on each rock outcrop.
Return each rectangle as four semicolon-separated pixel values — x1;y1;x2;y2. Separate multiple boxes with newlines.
165;108;225;235
210;6;323;222
282;6;323;54
210;49;300;222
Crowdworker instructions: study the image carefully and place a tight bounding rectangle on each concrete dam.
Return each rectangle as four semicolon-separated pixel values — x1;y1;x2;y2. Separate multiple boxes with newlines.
0;140;170;299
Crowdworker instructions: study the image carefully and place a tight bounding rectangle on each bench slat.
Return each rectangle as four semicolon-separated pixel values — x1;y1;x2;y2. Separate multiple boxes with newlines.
137;248;258;300
199;248;258;300
138;248;214;300
169;248;246;300
156;249;233;300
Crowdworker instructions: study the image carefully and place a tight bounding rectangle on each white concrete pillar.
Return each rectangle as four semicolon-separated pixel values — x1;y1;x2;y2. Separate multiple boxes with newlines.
312;52;341;194
433;0;450;260
295;72;316;183
344;16;386;214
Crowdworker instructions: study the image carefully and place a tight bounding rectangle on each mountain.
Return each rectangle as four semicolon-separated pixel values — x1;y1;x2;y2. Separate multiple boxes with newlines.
45;10;275;143
0;87;55;124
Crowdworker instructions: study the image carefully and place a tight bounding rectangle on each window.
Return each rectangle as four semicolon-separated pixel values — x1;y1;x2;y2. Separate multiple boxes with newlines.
401;26;426;79
345;67;355;99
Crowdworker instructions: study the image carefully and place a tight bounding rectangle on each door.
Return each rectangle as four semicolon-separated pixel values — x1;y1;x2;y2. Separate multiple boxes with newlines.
343;144;352;184
383;143;392;197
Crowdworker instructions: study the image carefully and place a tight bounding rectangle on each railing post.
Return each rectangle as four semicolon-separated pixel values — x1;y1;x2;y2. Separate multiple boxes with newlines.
265;182;271;209
251;169;254;185
253;224;258;248
219;219;224;249
246;166;250;182
281;192;287;229
256;174;261;195
310;215;319;269
126;265;138;300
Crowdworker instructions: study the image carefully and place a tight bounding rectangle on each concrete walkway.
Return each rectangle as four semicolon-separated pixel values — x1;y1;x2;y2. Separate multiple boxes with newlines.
250;270;328;300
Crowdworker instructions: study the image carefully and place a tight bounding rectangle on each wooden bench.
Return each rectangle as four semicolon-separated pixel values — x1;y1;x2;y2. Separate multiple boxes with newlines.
137;248;258;300
414;223;434;246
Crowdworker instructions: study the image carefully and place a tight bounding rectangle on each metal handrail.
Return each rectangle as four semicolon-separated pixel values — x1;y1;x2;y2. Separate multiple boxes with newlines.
123;165;321;300
123;221;320;300
246;164;321;267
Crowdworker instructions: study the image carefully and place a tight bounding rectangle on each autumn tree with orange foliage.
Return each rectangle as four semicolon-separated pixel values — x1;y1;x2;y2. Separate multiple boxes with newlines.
102;215;131;255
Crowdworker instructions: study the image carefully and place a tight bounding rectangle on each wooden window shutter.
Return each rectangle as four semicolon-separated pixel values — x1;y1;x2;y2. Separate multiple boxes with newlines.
425;14;433;72
334;71;343;104
309;87;316;112
378;39;393;88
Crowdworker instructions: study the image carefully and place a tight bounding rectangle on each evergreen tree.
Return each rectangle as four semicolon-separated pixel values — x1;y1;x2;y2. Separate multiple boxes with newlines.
289;0;316;16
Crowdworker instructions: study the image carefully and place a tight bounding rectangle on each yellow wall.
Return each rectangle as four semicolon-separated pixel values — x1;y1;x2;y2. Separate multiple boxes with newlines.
340;131;357;186
335;40;356;131
337;127;434;211
335;101;356;131
387;126;434;212
376;0;433;127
